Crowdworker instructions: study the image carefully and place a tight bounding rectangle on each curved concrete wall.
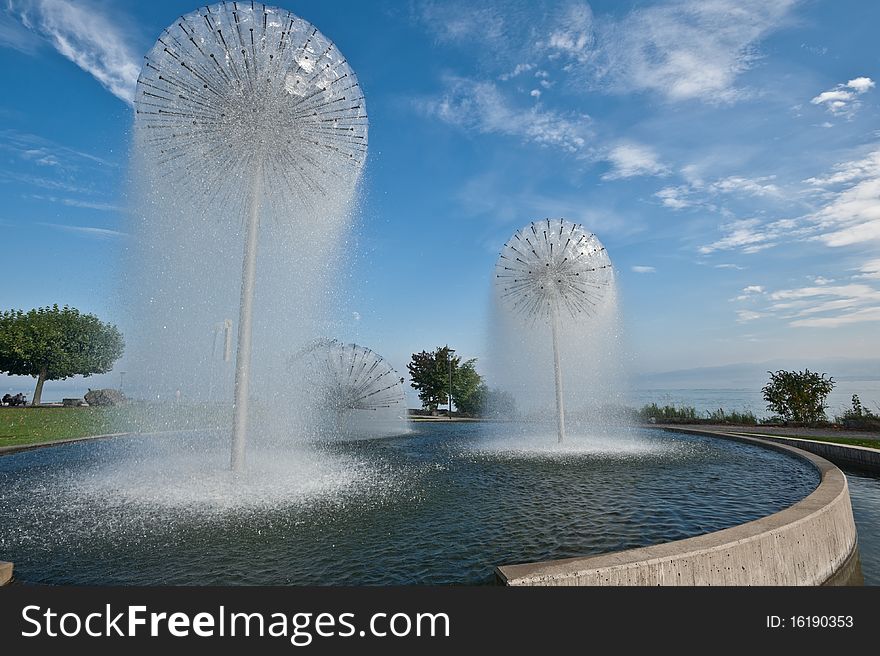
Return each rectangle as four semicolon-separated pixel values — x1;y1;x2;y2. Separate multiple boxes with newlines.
0;561;12;586
729;432;880;472
497;433;859;586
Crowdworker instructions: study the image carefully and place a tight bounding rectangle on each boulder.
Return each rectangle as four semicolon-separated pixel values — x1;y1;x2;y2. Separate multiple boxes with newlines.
84;388;126;407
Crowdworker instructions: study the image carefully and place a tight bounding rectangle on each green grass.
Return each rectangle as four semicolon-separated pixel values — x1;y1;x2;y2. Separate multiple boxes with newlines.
0;404;230;449
0;407;117;447
736;431;880;450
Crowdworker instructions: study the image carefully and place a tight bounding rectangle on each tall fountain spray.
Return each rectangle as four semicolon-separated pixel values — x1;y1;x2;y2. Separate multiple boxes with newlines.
133;3;367;470
495;219;613;443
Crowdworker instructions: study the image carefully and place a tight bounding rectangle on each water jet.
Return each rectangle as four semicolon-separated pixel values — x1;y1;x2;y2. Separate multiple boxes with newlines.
133;2;367;470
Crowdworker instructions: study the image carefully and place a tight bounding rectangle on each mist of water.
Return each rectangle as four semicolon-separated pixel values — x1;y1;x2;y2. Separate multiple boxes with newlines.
115;3;406;489
485;220;635;450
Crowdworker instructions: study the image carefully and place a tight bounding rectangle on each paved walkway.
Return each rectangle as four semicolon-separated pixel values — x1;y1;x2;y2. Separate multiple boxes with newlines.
657;424;880;472
659;423;880;442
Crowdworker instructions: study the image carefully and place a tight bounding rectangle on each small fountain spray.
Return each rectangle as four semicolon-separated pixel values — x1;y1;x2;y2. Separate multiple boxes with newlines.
495;219;613;443
134;3;368;471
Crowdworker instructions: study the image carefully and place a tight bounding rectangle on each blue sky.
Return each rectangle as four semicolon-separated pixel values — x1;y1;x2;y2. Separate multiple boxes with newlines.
1;0;879;397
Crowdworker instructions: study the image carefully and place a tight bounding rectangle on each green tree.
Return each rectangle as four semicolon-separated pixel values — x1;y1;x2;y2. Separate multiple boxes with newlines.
407;346;485;414
761;369;834;424
483;388;517;418
451;362;483;414
0;305;125;405
457;384;517;417
407;347;453;412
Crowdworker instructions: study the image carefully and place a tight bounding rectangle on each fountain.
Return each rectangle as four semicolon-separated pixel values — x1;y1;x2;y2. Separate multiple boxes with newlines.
287;339;407;438
132;2;367;470
0;5;861;589
494;219;613;443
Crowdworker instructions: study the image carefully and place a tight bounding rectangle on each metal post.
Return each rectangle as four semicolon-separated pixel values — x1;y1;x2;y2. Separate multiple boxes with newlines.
231;165;264;472
447;347;455;418
223;319;233;362
550;305;565;444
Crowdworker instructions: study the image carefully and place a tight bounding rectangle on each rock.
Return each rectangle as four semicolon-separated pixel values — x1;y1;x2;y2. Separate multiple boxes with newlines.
84;388;126;407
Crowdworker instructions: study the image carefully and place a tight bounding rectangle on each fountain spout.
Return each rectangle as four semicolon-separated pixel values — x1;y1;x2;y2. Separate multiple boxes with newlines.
231;164;264;472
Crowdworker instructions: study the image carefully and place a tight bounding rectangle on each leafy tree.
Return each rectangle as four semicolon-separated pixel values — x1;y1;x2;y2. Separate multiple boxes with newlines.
407;347;452;412
761;369;834;424
407;346;486;413
463;385;517;417
451;360;483;414
0;305;125;405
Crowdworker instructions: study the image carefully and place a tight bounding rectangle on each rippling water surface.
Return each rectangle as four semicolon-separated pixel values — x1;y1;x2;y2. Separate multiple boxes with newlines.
0;423;818;585
843;467;880;585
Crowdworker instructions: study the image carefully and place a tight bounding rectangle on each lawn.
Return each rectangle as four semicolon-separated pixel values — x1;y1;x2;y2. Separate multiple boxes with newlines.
0;407;118;447
740;431;880;450
0;404;230;449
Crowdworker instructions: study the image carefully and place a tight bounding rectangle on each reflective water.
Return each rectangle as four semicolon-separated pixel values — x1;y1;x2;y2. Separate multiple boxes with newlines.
0;424;818;585
843;467;880;585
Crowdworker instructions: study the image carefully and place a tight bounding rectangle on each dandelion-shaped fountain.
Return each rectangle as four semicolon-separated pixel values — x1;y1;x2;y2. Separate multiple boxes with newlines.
134;3;368;470
288;339;406;436
495;219;613;443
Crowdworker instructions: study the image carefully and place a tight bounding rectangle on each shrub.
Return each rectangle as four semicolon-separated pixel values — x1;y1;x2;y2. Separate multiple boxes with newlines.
761;369;834;424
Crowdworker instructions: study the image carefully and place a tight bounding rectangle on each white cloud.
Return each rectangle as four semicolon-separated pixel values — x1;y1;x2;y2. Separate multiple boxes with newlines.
37;222;126;239
805;152;880;247
810;76;875;117
714;263;745;270
655;185;693;209
699;218;799;254
419;76;593;154
790;306;880;328
415;1;506;45
732;284;765;301
0;10;39;53
499;63;536;81
812;90;851;104
28;194;121;211
709;175;778;196
819;219;880;247
530;89;542;99
20;148;59;166
856;259;880;281
847;76;875;93
752;282;880;328
737;310;764;322
578;0;798;103
805;150;880;187
657;174;779;210
544;3;594;61
417;1;798;107
631;265;656;273
602;142;669;180
7;0;139;104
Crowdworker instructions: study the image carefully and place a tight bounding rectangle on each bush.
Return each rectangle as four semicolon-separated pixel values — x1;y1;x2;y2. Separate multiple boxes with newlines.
835;394;880;430
761;369;834;424
637;403;698;423
706;408;758;425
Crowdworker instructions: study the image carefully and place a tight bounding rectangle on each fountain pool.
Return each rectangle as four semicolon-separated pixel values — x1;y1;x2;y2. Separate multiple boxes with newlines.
0;423;818;585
